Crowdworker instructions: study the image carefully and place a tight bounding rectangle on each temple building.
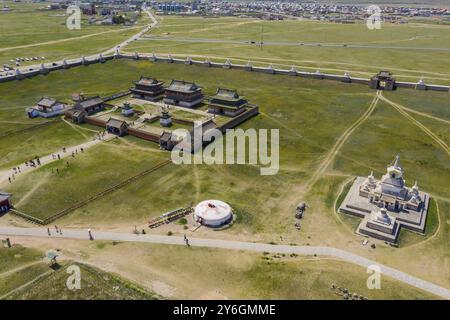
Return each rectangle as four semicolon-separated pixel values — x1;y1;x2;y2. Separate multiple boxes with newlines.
159;131;177;150
0;191;12;214
164;80;203;108
339;155;430;243
369;71;396;90
130;76;165;101
159;106;172;127
65;96;105;123
207;88;248;117
73;96;105;115
106;118;128;136
26;97;69;118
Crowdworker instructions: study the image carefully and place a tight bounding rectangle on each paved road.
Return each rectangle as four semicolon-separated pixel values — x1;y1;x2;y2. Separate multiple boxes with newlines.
139;36;450;52
0;226;448;299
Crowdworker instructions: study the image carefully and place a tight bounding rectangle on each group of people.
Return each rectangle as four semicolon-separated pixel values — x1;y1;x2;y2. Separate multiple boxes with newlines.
47;225;62;236
95;131;107;141
7;166;22;183
46;226;94;241
7;156;39;183
7;144;86;183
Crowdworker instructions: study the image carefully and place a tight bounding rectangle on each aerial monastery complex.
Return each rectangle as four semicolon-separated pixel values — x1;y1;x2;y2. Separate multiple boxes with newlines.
339;155;430;243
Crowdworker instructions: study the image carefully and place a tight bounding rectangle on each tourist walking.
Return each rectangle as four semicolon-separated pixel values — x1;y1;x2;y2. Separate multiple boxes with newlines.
47;228;51;236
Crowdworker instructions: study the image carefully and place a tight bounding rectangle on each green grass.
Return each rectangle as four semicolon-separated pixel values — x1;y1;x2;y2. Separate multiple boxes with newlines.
0;0;146;65
0;245;43;273
3;262;161;300
7;140;168;220
333;100;450;200
397;198;440;247
0;121;93;170
0;262;50;297
0;59;448;290
127;16;450;85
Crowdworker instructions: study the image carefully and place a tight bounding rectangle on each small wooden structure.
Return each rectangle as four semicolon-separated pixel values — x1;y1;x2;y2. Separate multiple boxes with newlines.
159;131;176;150
106;118;128;136
148;207;193;229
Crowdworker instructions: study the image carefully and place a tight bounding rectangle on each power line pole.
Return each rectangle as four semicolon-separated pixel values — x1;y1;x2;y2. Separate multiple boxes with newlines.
260;22;264;50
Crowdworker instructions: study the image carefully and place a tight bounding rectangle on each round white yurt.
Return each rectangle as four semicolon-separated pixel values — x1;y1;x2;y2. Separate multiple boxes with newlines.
194;200;233;227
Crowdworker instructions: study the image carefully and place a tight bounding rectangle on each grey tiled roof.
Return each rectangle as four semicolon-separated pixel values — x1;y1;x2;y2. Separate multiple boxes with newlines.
167;80;200;93
106;118;127;129
37;97;57;108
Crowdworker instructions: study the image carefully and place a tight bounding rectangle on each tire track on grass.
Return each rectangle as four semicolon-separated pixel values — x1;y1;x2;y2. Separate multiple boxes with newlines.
379;93;449;156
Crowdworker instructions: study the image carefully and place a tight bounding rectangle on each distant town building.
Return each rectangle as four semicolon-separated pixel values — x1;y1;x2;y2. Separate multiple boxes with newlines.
106;118;128;136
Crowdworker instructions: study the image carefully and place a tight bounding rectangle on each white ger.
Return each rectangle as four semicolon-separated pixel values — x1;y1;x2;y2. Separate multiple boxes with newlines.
194;200;233;227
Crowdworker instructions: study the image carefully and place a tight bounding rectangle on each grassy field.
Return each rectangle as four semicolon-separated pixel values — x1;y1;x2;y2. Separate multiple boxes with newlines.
0;245;43;273
0;0;146;66
51;240;441;300
6;140;168;220
0;58;448;291
126;16;450;85
0;244;161;300
3;262;161;300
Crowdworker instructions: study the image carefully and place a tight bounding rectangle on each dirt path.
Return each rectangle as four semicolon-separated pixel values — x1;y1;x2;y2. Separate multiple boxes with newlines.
304;92;380;194
389;104;450;125
1;226;449;299
0;261;42;279
0;27;142;53
380;93;449;156
0;268;53;300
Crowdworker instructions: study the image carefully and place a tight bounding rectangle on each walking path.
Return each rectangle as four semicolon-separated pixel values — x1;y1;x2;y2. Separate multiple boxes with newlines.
0;134;115;187
304;92;380;194
0;226;449;300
